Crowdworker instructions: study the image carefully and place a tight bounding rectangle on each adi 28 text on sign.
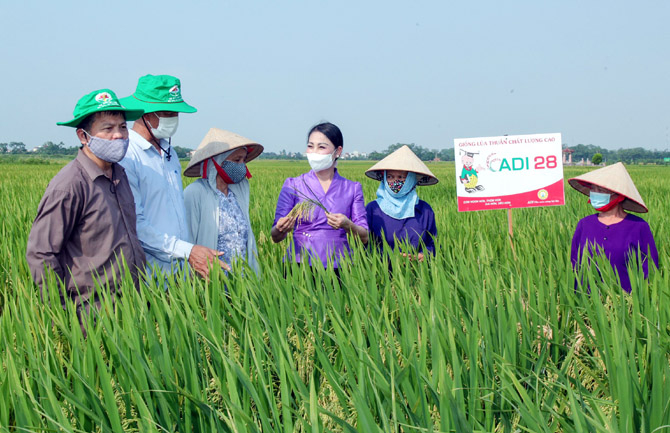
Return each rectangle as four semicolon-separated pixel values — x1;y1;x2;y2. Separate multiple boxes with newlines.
454;133;565;212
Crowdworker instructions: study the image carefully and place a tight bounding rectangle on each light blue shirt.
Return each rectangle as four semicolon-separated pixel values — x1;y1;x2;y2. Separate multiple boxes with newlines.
119;130;193;274
183;178;260;275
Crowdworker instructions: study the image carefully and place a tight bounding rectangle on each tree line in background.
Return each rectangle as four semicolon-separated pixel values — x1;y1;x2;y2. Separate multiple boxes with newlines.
368;143;455;161
2;141;670;163
0;142;194;159
565;143;670;164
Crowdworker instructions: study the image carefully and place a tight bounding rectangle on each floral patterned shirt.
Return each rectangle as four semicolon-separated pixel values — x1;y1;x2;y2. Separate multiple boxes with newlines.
216;189;248;269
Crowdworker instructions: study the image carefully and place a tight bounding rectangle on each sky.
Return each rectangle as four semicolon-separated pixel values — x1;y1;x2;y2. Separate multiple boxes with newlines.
1;0;669;153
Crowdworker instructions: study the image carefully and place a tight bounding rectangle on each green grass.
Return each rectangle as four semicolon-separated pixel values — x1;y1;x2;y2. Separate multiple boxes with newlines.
0;160;668;432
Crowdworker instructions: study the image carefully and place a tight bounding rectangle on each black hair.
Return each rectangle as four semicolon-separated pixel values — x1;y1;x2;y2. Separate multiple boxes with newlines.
307;122;343;149
77;111;126;132
76;111;127;149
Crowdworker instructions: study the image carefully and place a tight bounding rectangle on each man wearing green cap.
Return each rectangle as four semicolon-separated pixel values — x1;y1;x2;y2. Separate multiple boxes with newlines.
26;89;147;315
120;74;221;278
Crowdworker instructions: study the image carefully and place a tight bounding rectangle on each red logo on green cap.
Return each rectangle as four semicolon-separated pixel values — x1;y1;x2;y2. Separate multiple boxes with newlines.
95;92;118;108
95;92;112;102
167;85;181;102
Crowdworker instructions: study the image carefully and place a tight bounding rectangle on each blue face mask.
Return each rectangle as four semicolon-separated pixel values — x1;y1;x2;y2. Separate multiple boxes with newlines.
220;160;247;184
590;191;611;209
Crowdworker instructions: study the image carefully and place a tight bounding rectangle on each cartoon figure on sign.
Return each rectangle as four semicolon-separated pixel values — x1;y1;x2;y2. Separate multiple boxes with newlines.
459;150;486;193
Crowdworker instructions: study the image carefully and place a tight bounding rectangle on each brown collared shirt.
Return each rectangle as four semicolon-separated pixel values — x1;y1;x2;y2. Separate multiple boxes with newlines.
26;150;146;307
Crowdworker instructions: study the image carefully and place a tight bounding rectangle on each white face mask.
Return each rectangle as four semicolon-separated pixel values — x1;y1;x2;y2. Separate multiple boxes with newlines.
307;150;336;172
150;113;179;139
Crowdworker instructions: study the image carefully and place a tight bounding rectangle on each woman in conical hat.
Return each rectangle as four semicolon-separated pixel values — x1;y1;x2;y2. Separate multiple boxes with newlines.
568;162;658;293
183;128;264;275
365;145;439;262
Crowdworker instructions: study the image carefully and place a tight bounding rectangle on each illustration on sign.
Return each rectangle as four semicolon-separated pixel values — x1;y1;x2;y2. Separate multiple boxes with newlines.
454;133;565;212
459;150;486;193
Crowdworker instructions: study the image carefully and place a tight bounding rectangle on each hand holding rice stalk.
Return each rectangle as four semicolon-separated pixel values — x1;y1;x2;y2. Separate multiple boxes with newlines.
287;183;329;224
286;200;316;224
295;180;358;232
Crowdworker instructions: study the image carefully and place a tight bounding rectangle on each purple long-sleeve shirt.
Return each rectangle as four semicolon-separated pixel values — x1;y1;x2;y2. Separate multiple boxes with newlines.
273;169;368;268
366;200;437;255
570;213;659;293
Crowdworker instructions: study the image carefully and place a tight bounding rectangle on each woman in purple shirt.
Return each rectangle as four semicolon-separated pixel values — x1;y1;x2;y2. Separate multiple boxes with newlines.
364;145;439;262
569;162;659;293
271;123;368;269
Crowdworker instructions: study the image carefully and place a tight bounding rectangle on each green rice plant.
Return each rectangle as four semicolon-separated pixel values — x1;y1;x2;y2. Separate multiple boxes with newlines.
0;160;668;432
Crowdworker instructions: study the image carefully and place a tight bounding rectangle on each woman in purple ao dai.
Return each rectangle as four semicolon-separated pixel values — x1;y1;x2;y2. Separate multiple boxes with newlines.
271;122;368;269
568;162;659;293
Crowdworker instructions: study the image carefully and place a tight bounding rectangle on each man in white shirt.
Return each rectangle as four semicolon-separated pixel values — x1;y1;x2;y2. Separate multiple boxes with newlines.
120;74;222;278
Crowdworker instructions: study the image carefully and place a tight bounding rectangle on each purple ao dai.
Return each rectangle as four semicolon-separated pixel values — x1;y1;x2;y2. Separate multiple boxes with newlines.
273;169;368;268
570;213;659;293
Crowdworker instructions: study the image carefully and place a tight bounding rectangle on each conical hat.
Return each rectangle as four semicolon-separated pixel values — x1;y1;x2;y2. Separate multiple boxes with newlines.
184;128;264;177
365;145;439;186
568;162;647;213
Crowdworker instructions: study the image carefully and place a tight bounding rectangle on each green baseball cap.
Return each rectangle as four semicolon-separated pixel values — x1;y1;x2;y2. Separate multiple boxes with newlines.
57;89;145;128
120;74;197;114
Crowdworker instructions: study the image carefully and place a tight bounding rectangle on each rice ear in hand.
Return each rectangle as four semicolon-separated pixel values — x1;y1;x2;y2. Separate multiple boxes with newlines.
290;185;329;214
286;200;315;224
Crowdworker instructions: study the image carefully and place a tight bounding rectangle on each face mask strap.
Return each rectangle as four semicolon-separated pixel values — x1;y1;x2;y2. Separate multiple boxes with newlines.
594;194;625;212
155;114;174;160
141;114;172;160
160;138;172;161
80;129;93;146
205;157;250;180
141;115;159;143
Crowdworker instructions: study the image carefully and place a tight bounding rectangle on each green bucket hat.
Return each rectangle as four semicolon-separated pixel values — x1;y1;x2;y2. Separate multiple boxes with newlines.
120;74;197;114
57;89;144;128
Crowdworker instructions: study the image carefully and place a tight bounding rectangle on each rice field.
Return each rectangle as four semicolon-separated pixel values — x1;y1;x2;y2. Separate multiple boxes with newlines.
0;159;668;432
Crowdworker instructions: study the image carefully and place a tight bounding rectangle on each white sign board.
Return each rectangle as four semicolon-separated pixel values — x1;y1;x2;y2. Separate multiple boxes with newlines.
454;133;565;212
